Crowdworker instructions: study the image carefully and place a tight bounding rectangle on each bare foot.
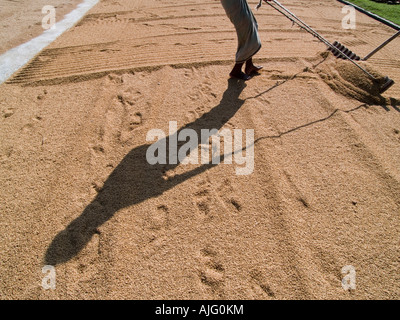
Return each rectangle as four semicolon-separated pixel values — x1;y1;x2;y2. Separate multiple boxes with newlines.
230;70;252;81
245;64;263;75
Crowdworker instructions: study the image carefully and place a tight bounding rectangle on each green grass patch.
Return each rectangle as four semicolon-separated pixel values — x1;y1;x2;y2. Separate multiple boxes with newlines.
345;0;400;25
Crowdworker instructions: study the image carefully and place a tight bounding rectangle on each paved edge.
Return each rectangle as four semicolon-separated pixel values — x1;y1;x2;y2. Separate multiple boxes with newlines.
0;0;100;85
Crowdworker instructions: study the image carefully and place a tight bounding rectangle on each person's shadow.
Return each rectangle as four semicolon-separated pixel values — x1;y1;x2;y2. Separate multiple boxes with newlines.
44;78;247;265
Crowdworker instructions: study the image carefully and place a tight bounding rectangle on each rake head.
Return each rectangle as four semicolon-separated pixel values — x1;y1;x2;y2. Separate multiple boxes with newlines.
378;76;395;94
328;41;361;61
326;41;395;94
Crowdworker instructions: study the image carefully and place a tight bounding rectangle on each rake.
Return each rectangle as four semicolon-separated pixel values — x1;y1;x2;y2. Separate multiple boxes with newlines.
256;0;396;94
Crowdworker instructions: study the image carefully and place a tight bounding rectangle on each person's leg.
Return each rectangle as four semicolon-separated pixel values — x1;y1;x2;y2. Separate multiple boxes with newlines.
230;62;252;81
245;58;263;75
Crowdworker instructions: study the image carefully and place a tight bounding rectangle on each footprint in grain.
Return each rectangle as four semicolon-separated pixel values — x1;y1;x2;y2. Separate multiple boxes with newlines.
148;205;170;231
117;93;145;141
3;108;15;118
194;179;214;219
91;144;105;156
249;269;275;298
107;73;124;84
141;205;170;258
184;110;198;123
216;178;242;213
199;247;225;295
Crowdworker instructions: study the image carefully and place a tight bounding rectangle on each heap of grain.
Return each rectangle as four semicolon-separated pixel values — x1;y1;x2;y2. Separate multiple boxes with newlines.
316;51;388;105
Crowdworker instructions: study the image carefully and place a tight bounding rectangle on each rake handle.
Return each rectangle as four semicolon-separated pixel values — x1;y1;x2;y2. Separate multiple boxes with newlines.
362;30;400;61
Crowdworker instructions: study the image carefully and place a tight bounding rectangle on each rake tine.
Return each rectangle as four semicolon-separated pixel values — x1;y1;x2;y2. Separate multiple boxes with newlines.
341;47;352;59
348;52;358;60
328;41;361;61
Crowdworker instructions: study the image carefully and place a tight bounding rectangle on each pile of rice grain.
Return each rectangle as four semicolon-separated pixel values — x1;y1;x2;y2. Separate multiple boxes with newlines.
316;52;388;105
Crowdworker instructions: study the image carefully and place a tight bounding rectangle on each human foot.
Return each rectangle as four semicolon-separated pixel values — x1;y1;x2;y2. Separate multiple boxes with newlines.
245;64;263;75
229;70;252;81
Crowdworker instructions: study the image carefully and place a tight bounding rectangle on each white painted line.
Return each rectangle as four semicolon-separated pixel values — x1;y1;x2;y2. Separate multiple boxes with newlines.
0;0;100;85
